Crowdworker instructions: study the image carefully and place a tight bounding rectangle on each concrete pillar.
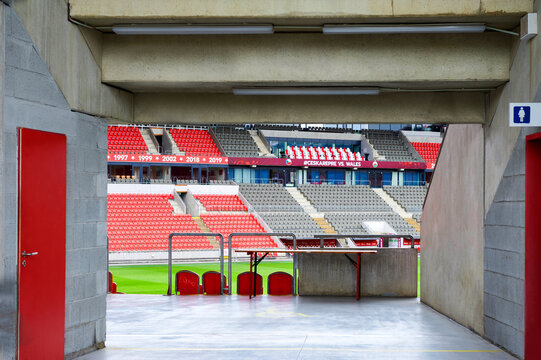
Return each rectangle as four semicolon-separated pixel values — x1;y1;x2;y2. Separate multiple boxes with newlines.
1;7;108;358
0;5;13;359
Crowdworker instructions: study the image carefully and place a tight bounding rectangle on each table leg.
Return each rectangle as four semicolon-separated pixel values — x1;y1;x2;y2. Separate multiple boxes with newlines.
249;252;253;299
357;253;361;301
253;252;258;298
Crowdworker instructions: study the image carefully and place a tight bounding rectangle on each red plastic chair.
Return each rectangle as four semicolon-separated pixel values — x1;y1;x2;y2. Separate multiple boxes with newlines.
175;270;200;295
108;271;115;293
202;271;228;295
268;272;294;296
237;272;263;296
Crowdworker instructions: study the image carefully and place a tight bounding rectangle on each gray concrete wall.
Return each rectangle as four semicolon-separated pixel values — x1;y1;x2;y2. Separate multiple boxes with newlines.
183;192;201;217
11;0;133;122
481;2;541;357
421;124;485;335
161;128;173;155
298;249;417;297
483;128;538;358
422;2;541;357
0;3;11;358
1;6;107;359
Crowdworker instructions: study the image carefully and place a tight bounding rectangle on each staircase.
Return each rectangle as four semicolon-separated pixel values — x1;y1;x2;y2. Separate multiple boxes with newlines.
286;187;319;215
164;129;182;155
248;130;274;157
404;218;421;233
140;128;159;154
313;217;337;235
374;187;420;234
373;188;410;218
193;217;219;249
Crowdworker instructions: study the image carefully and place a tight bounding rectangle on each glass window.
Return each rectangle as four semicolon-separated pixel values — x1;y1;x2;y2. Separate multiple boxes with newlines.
381;171;391;186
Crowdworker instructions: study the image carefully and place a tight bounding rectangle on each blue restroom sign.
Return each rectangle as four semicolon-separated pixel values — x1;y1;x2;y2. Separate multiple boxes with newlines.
509;103;541;127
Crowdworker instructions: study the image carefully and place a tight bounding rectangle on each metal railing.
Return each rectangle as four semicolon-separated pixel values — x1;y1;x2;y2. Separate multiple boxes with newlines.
109;124;210;131
165;232;415;297
314;234;416;249
167;232;225;296
236;178;285;185
227;232;297;295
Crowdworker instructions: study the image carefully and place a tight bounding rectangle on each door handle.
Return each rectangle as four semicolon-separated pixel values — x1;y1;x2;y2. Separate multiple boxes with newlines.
22;251;38;257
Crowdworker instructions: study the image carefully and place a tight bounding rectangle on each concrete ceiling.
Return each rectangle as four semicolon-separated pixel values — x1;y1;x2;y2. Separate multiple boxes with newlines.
102;33;512;93
69;0;533;28
68;0;532;125
133;92;485;125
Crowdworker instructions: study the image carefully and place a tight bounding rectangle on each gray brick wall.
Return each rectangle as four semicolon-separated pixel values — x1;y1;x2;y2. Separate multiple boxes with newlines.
484;127;540;359
0;3;11;359
1;6;107;359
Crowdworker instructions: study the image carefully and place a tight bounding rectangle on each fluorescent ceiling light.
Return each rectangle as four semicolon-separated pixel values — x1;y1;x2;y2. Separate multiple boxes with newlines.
323;24;486;34
233;87;380;96
112;25;274;35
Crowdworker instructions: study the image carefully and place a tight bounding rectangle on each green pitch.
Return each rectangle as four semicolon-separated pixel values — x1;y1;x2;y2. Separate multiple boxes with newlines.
110;261;294;295
110;258;421;296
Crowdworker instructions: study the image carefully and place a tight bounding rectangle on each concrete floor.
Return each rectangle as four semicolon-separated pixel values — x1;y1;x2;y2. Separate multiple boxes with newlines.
77;295;515;360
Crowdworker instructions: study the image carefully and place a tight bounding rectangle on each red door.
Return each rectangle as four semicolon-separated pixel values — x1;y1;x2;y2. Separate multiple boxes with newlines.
18;128;66;359
526;133;541;359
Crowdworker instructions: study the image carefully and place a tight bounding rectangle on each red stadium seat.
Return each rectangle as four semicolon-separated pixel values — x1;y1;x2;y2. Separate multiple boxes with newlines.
237;272;263;296
194;194;247;212
175;270;200;295
268;272;294;296
168;128;221;157
202;271;228;295
107;193;213;252
411;142;441;164
107;125;148;155
108;271;116;293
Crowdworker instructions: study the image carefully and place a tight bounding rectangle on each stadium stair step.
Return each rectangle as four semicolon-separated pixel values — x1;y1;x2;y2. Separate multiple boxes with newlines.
193;217;219;249
313;217;337;235
285;187;318;214
140;128;160;154
404;218;421;231
164;129;183;155
373;188;410;218
248;130;275;157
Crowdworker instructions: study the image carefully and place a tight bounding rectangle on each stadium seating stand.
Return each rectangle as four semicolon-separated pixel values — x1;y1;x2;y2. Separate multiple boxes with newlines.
169;128;221;156
107;193;213;251
108;125;148;155
194;194;247;212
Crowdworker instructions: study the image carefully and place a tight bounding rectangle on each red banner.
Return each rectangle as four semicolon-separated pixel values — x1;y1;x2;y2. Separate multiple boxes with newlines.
107;153;426;170
427;162;436;170
228;157;426;170
107;153;229;165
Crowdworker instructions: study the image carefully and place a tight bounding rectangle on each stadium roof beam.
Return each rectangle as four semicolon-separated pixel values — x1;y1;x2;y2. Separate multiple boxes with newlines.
133;92;485;125
69;0;532;29
101;33;512;93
